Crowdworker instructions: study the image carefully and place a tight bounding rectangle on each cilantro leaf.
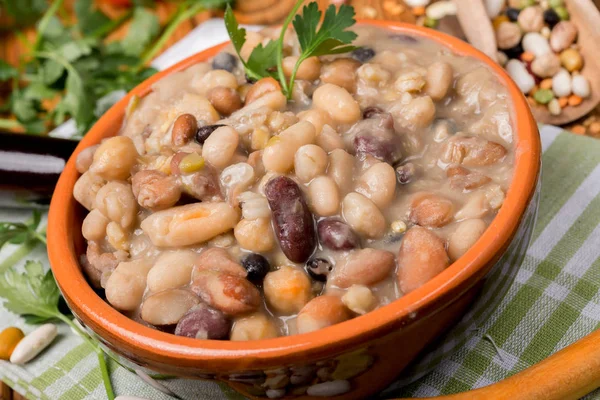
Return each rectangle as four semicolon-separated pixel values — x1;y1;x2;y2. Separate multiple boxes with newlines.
0;261;61;323
121;7;160;57
0;60;18;82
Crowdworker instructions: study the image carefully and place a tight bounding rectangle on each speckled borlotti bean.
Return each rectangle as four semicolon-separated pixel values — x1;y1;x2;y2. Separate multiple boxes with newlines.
9;323;57;365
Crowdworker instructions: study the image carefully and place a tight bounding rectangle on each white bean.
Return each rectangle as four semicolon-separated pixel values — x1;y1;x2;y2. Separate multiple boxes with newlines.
307;380;351;397
327;149;355;195
105;259;154;311
147;251;197;292
202;126;240;169
342;192;386;239
522;33;551;58
192;69;238;95
425;62;453;101
448;219;487;260
505;60;535;94
73;172;105;211
10;324;57;365
297;109;332;135
552;68;572;97
313;84;361;125
572;75;590;98
316;124;345;152
262;121;316;173
294;144;328;183
308;176;340;217
90;136;138;181
355;162;396;209
82;209;109;241
484;0;504;18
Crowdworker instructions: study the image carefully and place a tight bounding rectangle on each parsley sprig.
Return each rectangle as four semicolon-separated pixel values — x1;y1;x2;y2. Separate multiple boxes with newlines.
225;0;358;99
0;211;47;272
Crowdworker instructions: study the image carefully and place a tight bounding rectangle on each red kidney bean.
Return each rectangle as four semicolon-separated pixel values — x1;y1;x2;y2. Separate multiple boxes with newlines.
317;218;360;251
264;176;316;263
354;134;401;165
174;304;231;340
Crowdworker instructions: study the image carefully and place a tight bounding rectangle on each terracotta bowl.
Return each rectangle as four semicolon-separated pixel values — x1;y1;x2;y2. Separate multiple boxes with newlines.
48;20;541;399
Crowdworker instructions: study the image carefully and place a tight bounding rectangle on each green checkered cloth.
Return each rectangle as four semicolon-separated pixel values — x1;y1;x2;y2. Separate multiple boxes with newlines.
2;126;600;400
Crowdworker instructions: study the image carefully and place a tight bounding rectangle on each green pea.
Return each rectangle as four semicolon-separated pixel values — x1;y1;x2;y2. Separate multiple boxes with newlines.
554;6;570;20
424;17;438;28
548;0;563;7
533;89;554;105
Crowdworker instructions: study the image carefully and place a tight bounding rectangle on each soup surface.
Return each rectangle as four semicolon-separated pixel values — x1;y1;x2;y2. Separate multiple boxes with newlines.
73;25;515;340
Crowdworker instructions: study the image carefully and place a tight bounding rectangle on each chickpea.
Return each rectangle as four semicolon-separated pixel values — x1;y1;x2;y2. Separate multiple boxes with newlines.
171;113;198;146
192;69;238;95
308;176;340;217
231;313;279;341
297;109;332;135
316;125;345;152
262;121;316;173
342;192;386;239
425;62;453;101
282;56;322;81
327;149;355;195
207;86;242;116
313;84;361;125
202;126;240;169
141;289;200;326
296;295;350;334
234;217;276;252
294;144;328;183
73;170;105;210
147;250;197;293
246;77;282;105
341;285;376;315
320;58;361;93
90;136;138;181
448;219;487;260
132;170;181;211
264;266;312;315
95;181;138;229
105;259;153;311
355;162;396;209
106;221;129;252
76;145;99;174
82;209;109;241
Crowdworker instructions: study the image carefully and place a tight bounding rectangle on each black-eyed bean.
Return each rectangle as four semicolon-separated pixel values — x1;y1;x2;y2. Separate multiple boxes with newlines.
95;181;138;228
297;109;332;135
241;253;271;283
342;192;386;239
283;56;321;81
195;124;225;145
305;258;333;282
140;202;240;247
201;126;240;169
262;121;316;173
82;209;109;241
174;304;231;340
76;145;99;174
211;52;237;72
351;47;375;63
193;247;247;278
90;136;138;181
341;285;375;315
409;193;454;227
448;218;487;260
264;176;317;263
296;295;350;334
327;149;355;195
234;217;276;253
132;170;181;211
294;144;328;183
171;113;198;146
395;162;416;185
191;270;261;316
312;84;361;125
330;248;395;288
246;77;282;105
355;162;396;209
425;62;454;101
207;86;242;116
263;266;312;314
141;289;200;326
230;313;279;341
317;218;360;251
319;58;361;93
308;176;340;217
397;226;449;293
73;171;106;210
316;125;345;153
441;136;507;166
147;250;197;293
446;165;491;190
105;259;154;311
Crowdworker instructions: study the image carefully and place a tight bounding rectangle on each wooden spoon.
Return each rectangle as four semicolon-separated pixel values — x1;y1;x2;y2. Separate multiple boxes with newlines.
531;0;600;125
396;328;600;400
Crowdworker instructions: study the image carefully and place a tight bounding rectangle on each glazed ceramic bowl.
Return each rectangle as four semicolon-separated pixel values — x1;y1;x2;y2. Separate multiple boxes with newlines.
48;20;541;399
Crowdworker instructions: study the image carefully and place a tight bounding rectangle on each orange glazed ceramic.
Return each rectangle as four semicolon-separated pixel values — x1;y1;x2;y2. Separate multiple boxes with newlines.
47;20;541;399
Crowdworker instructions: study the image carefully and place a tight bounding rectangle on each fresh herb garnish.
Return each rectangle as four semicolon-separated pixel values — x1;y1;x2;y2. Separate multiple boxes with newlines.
0;211;47;272
224;0;358;99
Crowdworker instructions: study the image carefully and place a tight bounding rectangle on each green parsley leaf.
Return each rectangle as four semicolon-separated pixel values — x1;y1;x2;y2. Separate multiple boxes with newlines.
74;0;111;36
0;210;44;248
121;7;160;57
0;0;47;26
0;261;61;323
0;60;18;82
246;41;279;79
41;60;65;85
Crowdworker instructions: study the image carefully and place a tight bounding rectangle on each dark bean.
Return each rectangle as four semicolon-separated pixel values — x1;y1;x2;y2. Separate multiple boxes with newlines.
505;7;520;22
352;47;375;63
543;9;560;28
245;74;257;84
362;106;384;119
317;218;360;251
174;304;230;340
305;258;332;282
212;52;238;72
354;135;401;164
241;254;271;283
389;34;419;44
264;176;316;263
395;162;415;185
503;42;523;59
195;124;225;144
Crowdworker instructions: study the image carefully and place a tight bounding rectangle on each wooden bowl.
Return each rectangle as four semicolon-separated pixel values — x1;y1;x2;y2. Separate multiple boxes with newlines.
47;20;541;399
